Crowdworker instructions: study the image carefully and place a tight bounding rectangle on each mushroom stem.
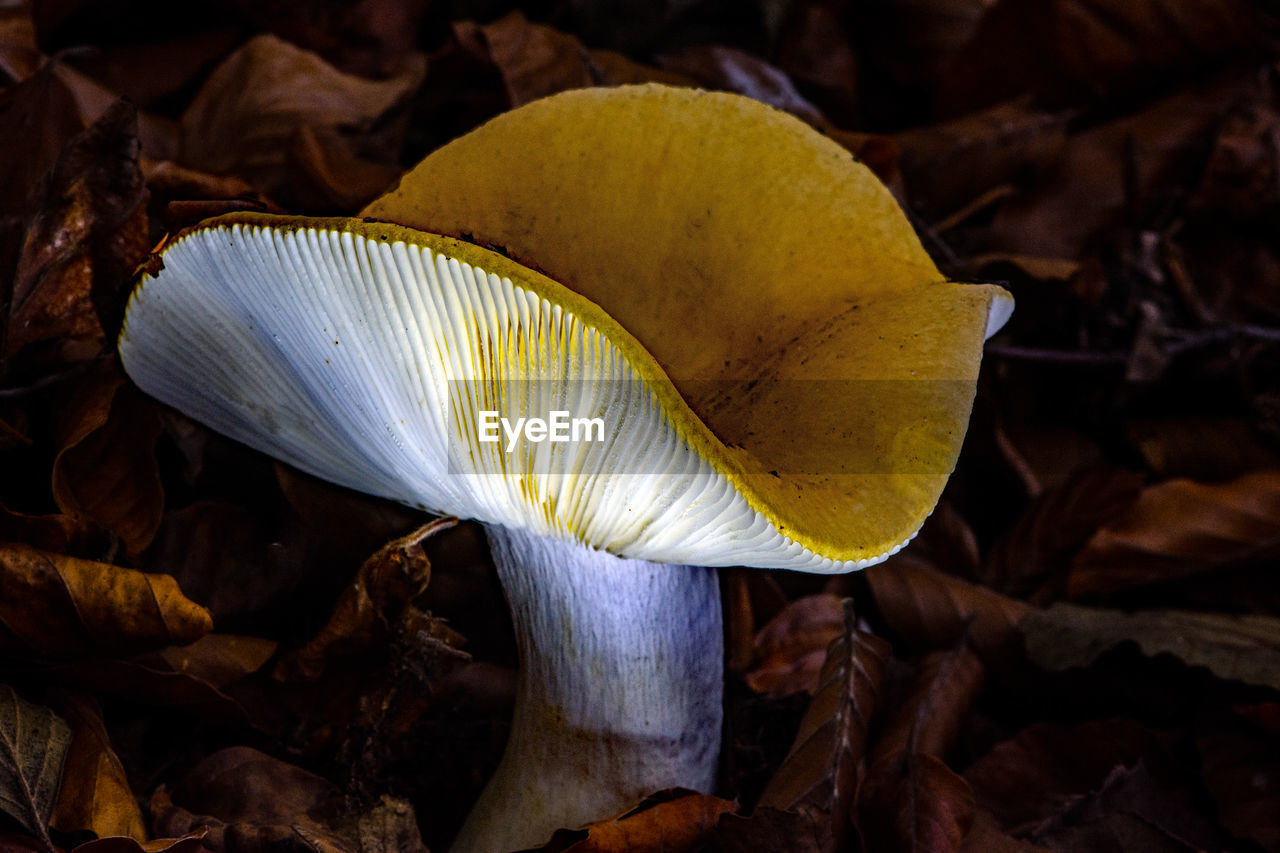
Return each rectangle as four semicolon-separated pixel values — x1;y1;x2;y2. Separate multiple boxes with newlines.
451;523;723;853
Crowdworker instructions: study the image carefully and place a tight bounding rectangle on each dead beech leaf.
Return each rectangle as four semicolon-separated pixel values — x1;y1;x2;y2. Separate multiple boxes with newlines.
0;542;212;658
179;34;423;208
865;555;1032;661
49;693;145;841
276;518;456;682
745;593;846;697
657;46;827;126
858;752;976;853
229;0;426;79
985;79;1234;261
5;97;148;373
960;810;1053;853
981;466;1144;600
1031;762;1229;853
1023;602;1280;691
873;643;984;764
477;12;597;108
152;748;428;853
1128;417;1280;481
0;684;71;844
748;601;891;853
964;718;1168;836
54;637;279;730
52;366;164;557
1068;469;1280;598
0;505;103;556
940;0;1269;114
856;640;983;853
895;98;1070;222
545;791;736;853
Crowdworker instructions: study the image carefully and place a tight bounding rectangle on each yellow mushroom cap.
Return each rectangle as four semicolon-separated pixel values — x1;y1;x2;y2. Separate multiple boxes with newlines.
361;84;1012;567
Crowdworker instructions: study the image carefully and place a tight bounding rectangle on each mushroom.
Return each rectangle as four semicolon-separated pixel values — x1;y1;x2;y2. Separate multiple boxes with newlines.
119;85;1011;853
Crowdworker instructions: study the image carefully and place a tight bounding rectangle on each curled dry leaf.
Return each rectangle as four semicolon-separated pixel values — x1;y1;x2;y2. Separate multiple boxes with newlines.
744;593;847;697
981;465;1145;600
5;96;148;374
856;640;984;853
0;685;70;845
1023;602;1280;692
472;12;598;109
0;542;212;659
985;78;1235;261
753;601;891;852
54;635;279;731
1068;469;1280;598
179;34;423;210
539;791;736;853
872;642;985;764
865;555;1033;662
858;752;976;853
153;747;429;853
963;718;1169;836
0;506;103;556
276;517;457;682
895;98;1070;222
940;0;1270;113
49;692;146;841
1030;761;1229;853
52;366;164;557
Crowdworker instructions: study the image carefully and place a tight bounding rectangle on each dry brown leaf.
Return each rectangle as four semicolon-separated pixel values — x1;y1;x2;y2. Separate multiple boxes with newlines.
985;79;1236;260
5;97;148;374
54;636;279;729
476;12;597;108
179;34;423;209
981;466;1144;600
229;0;426;79
873;643;985;764
1030;762;1229;852
0;685;70;848
1128;417;1280;481
939;0;1270;113
1023;603;1280;691
49;693;146;841
752;602;891;852
858;752;976;853
960;810;1054;853
1068;469;1280;598
0;542;212;658
546;792;736;853
853;637;983;853
0;65;86;336
276;518;457;681
656;45;827;126
0;506;103;556
152;748;428;853
142;499;310;626
865;555;1033;661
896;99;1070;222
745;593;847;697
52;366;164;557
964;718;1168;836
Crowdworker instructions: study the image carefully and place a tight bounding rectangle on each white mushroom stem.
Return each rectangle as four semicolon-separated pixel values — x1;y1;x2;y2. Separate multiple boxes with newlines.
451;523;724;853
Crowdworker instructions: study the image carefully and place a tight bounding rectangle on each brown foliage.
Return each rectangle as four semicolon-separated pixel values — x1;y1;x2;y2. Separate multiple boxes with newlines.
2;0;1279;850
